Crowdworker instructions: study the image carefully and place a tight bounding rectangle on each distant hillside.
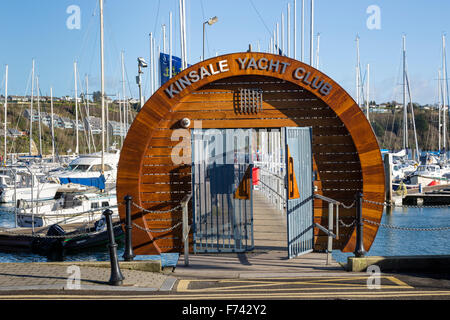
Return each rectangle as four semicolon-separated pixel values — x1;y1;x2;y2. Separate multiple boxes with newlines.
1;101;138;157
369;107;444;151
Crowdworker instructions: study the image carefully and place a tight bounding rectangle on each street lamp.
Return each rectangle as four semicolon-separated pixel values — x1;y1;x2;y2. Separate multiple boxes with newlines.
203;16;218;61
136;57;148;109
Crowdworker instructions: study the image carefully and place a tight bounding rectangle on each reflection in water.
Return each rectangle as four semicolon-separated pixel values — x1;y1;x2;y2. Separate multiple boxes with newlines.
333;206;450;263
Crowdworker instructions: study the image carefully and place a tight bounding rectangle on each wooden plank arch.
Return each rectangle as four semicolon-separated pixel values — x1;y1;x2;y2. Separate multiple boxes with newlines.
117;52;385;255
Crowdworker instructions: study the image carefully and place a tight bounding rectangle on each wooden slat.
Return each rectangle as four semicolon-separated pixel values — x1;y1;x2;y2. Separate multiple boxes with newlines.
141;174;191;184
171;108;337;119
146;147;191;157
142;165;191;174
140;192;189;202
143;156;191;165
140;183;191;193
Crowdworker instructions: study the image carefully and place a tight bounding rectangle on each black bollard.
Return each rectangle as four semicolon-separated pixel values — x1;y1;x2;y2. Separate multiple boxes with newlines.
353;192;366;257
103;209;124;286
122;195;135;261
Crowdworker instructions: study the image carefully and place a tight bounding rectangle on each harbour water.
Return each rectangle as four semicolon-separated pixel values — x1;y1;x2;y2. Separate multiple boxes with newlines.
0;205;449;263
333;206;450;263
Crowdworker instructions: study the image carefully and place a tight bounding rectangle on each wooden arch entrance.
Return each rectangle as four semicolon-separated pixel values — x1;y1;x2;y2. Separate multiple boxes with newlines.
117;52;385;255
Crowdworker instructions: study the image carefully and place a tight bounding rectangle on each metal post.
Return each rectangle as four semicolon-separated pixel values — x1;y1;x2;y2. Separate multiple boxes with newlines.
182;201;189;266
353;192;366;257
181;193;192;266
123;195;135;261
202;22;206;61
103;209;124;285
326;203;333;265
384;153;393;214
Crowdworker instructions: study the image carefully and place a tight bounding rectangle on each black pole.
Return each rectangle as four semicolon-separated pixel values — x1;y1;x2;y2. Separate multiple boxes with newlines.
353;192;366;257
103;209;124;286
123;195;135;261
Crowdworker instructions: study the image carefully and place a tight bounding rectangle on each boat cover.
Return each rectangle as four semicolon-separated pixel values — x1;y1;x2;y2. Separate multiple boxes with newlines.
59;175;106;190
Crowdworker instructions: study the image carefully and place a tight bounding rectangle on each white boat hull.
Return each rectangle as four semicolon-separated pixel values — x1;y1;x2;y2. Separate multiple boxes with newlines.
17;207;119;228
410;175;447;186
0;183;61;203
15;192;118;228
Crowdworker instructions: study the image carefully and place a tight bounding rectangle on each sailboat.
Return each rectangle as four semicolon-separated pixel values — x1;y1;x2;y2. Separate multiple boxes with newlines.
409;34;450;186
388;36;421;184
0;63;61;204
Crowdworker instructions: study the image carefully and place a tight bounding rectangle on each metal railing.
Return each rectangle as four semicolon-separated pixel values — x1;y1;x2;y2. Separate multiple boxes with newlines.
313;193;359;264
254;161;286;211
122;193;193;266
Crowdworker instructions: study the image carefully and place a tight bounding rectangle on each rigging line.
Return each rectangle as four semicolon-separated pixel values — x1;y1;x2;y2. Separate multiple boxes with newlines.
103;14;122;93
405;72;420;158
86;16;100;83
76;72;90;154
384;50;403;148
152;0;161;35
200;0;211;59
425;78;439;151
123;58;134;99
249;0;273;38
75;1;98;68
10;66;33;154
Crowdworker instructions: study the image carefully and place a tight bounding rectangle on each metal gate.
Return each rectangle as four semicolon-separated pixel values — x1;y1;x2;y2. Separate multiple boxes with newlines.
192;128;254;253
285;127;314;258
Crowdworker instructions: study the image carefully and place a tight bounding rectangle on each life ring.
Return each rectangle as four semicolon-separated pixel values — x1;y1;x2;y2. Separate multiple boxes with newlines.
95;217;106;232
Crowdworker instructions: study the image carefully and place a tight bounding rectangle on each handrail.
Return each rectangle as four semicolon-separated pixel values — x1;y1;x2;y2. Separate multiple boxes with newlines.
313;193;343;265
256;166;285;180
314;193;341;205
181;192;192;266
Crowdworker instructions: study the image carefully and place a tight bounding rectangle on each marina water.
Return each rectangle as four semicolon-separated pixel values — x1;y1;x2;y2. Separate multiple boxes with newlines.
0;205;449;263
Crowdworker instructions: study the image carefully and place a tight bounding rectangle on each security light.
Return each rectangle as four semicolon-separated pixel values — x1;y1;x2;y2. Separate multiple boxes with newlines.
207;16;218;25
138;57;148;68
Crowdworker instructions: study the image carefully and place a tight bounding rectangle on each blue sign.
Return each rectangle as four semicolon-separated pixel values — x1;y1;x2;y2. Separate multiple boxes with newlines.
160;53;190;85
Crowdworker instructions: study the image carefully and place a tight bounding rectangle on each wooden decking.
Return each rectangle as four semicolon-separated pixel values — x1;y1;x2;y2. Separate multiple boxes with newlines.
252;190;287;251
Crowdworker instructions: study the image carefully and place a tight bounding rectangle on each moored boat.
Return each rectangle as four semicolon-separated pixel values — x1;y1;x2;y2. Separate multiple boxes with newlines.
16;191;118;228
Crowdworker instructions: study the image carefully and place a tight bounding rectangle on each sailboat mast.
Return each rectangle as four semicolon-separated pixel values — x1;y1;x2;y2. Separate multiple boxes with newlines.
438;69;442;151
310;0;314;66
287;3;290;58
37;76;42;157
301;0;304;61
169;11;173;78
3;64;7;163
121;51;126;145
366;63;370;120
29;59;34;156
356;35;360;107
402;35;408;150
99;0;105;172
281;12;284;55
294;0;297;59
179;0;185;68
149;32;155;97
50;87;55;162
315;33;320;69
74;61;79;155
442;34;448;151
85;74;91;153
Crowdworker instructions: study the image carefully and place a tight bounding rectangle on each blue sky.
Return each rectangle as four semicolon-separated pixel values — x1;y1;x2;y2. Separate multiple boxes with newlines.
1;0;450;104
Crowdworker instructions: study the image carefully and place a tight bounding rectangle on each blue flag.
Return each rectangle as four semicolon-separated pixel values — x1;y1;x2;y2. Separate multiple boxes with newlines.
160;53;190;85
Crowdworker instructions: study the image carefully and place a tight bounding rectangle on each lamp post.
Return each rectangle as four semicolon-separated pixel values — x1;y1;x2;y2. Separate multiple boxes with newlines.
203;16;218;61
136;57;148;109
